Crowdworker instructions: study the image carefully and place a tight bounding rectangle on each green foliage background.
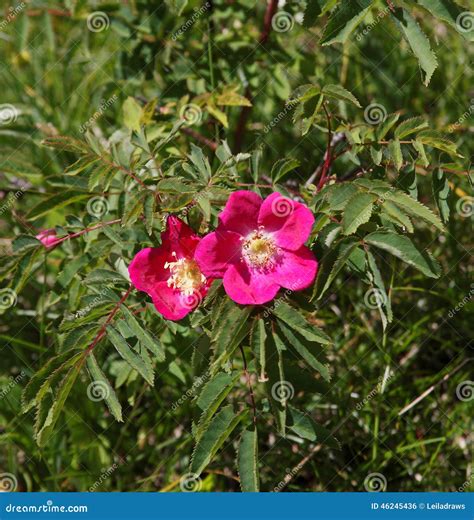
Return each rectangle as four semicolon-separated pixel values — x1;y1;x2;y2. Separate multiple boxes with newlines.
0;0;472;492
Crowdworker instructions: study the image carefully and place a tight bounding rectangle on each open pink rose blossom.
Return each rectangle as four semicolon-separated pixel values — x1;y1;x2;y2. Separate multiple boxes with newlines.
128;216;212;321
36;229;61;250
195;191;318;305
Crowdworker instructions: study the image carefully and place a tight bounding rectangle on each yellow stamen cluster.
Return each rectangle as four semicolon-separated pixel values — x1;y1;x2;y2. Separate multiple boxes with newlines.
165;252;206;296
241;228;277;269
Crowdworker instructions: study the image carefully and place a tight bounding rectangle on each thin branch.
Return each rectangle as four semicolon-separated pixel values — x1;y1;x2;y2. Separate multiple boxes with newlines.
53;218;121;246
181;126;218;151
316;103;333;192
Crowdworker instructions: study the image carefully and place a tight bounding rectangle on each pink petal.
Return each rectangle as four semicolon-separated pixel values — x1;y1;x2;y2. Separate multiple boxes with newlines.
194;230;242;278
128;247;170;293
223;262;280;305
258;193;314;250
271;247;318;291
219;190;262;235
149;282;195;321
162;215;200;257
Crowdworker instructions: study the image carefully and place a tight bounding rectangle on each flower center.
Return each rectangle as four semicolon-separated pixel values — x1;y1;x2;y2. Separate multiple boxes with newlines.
165;253;206;296
241;228;277;269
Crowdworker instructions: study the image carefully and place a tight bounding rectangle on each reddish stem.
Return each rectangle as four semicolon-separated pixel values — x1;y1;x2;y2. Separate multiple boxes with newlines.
316;104;333;192
53;218;121;246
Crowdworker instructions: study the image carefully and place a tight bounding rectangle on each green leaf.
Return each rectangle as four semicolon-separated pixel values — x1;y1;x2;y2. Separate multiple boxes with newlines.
388;139;403;171
123;97;142;132
432;167;450;223
321;84;361;107
120;306;165;362
365;230;441;278
326;183;359;210
190;405;245;476
376;113;400;140
238;429;259;492
12;235;40;253
416;0;467;37
381;200;414;233
251;319;267;382
28;192;89;220
391;8;438;86
384;190;444;231
412;139;429;167
86;353;123;422
278;322;330;381
394;116;428;139
165;0;188;15
416;130;460;156
321;0;373;45
36;362;82;446
289;406;340;448
272;302;331;345
271;158;300;183
106;326;154;385
342;192;377;235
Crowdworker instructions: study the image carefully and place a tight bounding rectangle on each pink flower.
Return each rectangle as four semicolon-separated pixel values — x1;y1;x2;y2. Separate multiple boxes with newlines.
36;229;61;250
195;191;318;305
128;216;212;321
